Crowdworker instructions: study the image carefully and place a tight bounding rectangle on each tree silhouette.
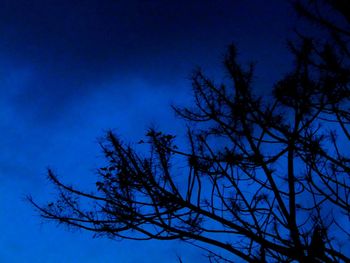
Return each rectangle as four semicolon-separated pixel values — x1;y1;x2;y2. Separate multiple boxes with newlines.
29;1;350;262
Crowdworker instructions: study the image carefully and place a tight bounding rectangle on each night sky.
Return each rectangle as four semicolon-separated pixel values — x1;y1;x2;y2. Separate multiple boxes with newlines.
0;1;298;262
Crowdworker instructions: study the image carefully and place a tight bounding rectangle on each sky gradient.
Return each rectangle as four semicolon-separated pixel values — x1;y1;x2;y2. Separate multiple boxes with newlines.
0;1;298;262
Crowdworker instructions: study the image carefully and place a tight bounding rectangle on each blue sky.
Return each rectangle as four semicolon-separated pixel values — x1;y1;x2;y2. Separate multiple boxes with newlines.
0;1;298;262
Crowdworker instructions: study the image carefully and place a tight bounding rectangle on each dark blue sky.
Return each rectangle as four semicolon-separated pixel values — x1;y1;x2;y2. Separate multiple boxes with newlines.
0;1;297;262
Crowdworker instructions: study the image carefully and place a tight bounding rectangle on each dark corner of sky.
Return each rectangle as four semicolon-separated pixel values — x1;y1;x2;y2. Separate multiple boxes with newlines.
0;0;295;124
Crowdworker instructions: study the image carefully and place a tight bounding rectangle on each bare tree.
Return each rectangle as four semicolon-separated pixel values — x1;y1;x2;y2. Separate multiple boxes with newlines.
29;1;350;262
